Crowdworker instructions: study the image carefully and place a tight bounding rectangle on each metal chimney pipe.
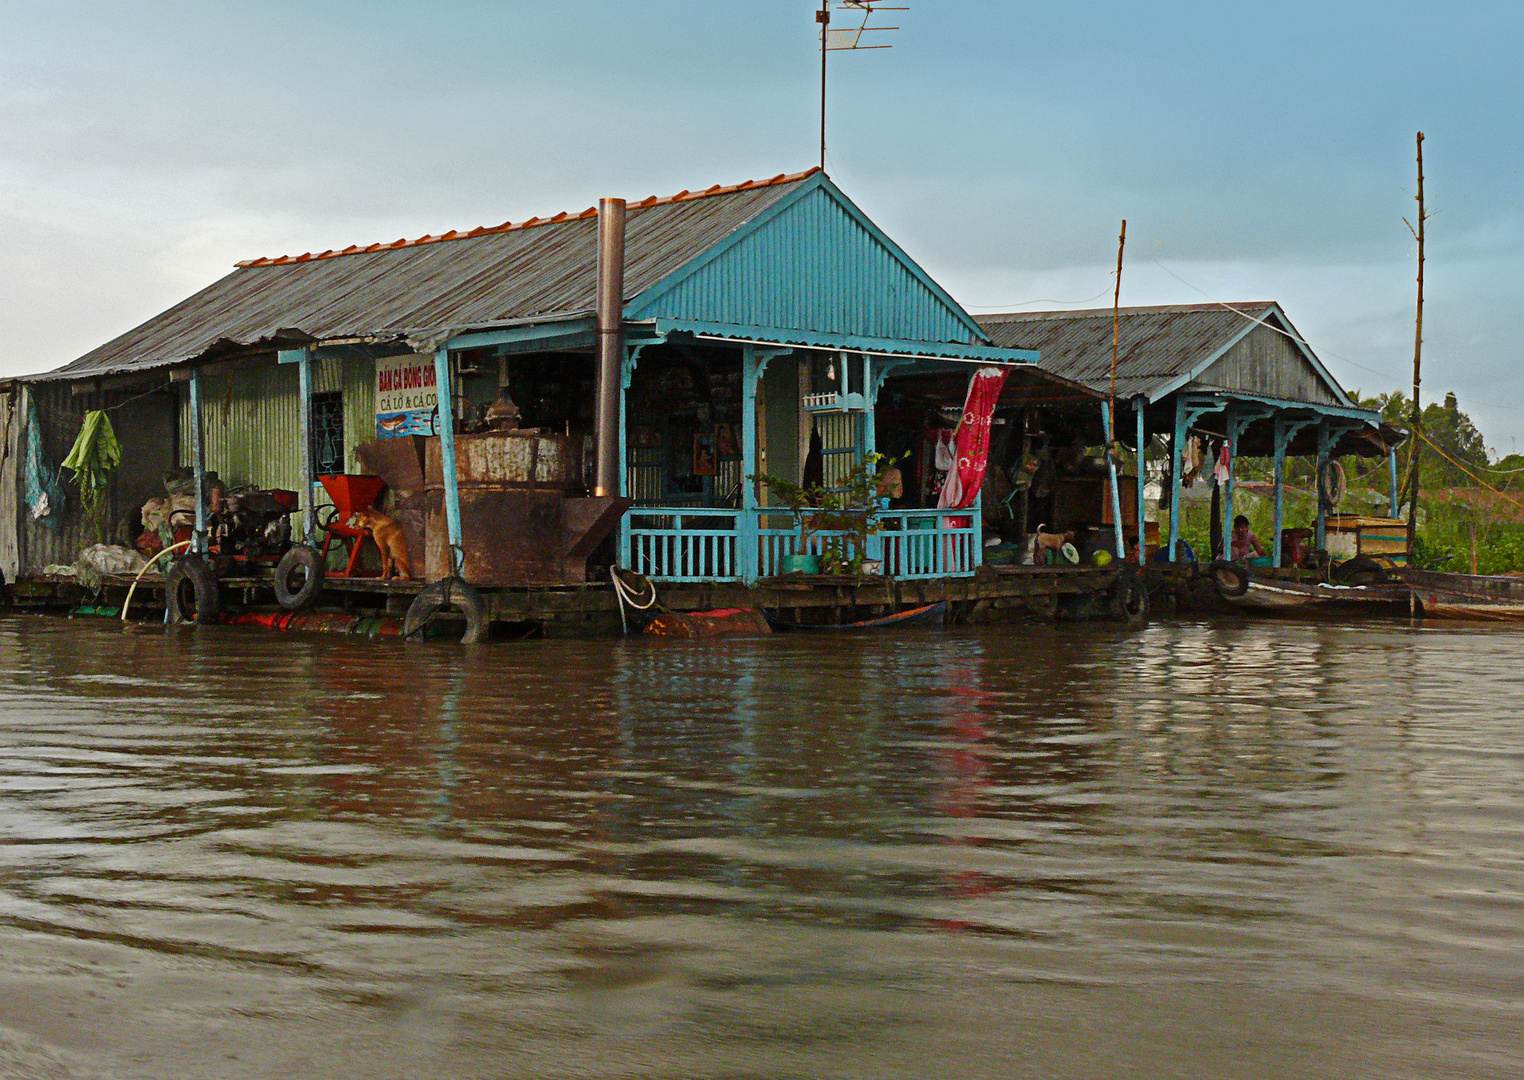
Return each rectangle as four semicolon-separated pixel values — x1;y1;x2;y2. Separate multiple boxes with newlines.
594;197;626;498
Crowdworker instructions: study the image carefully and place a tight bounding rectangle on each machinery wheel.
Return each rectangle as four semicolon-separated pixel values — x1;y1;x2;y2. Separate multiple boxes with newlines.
274;545;324;610
1110;570;1150;628
1331;554;1388;586
1209;558;1250;598
404;578;488;644
165;554;219;625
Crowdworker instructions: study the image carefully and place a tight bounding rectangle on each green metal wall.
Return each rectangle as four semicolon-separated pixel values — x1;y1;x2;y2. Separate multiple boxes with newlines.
178;354;376;497
626;181;983;345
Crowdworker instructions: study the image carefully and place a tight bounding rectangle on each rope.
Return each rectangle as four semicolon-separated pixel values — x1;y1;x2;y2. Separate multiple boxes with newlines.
610;567;659;636
1409;429;1524;517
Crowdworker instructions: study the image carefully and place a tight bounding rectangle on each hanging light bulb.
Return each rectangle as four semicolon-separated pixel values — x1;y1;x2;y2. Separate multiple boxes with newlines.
827;358;837;382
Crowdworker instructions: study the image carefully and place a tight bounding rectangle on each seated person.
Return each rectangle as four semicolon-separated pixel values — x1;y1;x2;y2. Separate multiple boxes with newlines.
1231;514;1266;561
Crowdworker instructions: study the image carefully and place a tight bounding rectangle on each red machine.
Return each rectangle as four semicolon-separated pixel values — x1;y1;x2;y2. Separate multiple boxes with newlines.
315;474;388;578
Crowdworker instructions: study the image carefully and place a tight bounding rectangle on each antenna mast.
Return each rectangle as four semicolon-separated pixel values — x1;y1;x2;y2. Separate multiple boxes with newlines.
816;1;905;173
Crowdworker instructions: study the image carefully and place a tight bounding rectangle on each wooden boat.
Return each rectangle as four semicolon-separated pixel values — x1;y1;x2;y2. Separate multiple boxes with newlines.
1401;568;1524;620
764;600;948;632
1210;561;1409;614
1225;578;1410;613
644;608;772;637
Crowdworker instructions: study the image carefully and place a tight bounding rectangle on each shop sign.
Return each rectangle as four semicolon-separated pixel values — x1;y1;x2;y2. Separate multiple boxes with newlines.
375;353;438;438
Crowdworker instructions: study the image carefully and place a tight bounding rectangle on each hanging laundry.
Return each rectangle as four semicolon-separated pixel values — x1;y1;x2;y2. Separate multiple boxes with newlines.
61;410;123;519
23;397;64;530
1213;442;1231;486
938;366;1011;512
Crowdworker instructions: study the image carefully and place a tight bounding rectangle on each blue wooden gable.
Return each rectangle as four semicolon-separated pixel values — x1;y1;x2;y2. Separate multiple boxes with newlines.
624;173;986;348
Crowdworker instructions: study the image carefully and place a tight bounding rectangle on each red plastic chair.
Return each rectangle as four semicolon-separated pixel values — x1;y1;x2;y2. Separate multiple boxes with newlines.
317;474;388;577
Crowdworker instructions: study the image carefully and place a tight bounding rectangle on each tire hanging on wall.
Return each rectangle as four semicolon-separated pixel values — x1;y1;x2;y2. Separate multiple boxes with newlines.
165;554;219;625
1319;459;1347;510
274;545;324;610
403;577;488;644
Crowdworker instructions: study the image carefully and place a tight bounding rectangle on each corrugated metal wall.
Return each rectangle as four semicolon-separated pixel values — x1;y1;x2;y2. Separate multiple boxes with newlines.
10;381;178;576
178;352;376;496
1196;323;1341;406
627;185;978;345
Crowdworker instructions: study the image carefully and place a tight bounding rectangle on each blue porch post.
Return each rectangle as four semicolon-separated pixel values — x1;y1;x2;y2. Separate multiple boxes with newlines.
433;346;464;576
189;368;206;554
863;355;883;564
1272;416;1288;568
1168;397;1185;562
1388;446;1400;518
1102;400;1125;558
1135;398;1147;565
740;345;761;584
1315;419;1330;554
1222;404;1238;560
297;349;314;541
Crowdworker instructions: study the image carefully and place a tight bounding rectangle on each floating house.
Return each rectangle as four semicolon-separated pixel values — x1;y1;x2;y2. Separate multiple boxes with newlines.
1;169;1076;614
979;303;1404;565
1;174;1406;632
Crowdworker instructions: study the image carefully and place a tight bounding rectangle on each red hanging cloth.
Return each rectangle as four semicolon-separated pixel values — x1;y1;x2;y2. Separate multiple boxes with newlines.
938;366;1010;517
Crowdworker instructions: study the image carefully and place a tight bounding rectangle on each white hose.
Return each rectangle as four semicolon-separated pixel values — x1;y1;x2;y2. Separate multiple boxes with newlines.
120;540;191;622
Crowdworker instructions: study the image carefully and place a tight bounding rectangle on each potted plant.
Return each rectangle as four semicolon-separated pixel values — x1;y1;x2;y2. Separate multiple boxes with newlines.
750;471;825;573
753;453;902;577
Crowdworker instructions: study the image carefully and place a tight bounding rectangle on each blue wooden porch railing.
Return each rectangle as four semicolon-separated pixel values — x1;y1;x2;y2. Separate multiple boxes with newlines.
622;497;982;584
623;508;741;582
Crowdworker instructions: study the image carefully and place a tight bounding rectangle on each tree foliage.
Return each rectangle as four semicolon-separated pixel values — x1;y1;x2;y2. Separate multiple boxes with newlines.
1354;389;1488;488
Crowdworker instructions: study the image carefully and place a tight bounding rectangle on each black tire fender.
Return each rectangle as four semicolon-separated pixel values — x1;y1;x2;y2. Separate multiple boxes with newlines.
404;577;488;644
1110;570;1150;628
1209;558;1250;598
1331;554;1388;586
165;554;219;625
274;545;324;610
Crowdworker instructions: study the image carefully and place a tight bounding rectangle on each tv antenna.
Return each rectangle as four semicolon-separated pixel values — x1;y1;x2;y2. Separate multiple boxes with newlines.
816;1;905;171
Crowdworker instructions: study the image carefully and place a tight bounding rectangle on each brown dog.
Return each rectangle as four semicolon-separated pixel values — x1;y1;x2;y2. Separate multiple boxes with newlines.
1031;524;1075;562
348;506;413;580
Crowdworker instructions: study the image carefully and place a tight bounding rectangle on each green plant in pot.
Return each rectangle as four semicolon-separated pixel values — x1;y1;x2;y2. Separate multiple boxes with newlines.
753;452;902;577
750;471;825;574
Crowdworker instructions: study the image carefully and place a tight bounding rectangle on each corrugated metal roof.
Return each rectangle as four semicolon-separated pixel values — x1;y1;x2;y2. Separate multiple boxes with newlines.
42;170;818;381
977;302;1277;401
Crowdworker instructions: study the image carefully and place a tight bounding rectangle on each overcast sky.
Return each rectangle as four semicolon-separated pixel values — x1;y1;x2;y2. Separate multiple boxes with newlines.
3;1;1521;450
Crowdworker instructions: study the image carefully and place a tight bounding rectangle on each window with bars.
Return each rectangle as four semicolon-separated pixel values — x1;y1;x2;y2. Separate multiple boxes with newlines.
310;392;345;476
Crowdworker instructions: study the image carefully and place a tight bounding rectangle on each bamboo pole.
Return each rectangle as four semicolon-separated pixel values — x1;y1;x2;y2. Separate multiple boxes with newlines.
1406;133;1426;557
1110;220;1126;421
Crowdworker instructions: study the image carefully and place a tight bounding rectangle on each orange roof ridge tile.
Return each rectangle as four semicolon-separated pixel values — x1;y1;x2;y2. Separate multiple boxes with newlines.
233;167;821;268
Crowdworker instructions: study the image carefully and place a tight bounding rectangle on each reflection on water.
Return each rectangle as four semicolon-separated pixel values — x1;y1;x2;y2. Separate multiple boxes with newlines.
0;614;1521;1079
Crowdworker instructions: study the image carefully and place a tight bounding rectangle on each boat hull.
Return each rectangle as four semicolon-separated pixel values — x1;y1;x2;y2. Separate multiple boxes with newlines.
1224;579;1410;613
1401;569;1524;620
765;600;949;632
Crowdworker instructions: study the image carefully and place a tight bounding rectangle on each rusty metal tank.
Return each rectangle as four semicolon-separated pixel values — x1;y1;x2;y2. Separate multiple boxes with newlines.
407;432;624;586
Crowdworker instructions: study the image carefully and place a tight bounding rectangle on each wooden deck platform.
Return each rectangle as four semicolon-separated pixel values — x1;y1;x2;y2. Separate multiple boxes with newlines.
2;563;1143;635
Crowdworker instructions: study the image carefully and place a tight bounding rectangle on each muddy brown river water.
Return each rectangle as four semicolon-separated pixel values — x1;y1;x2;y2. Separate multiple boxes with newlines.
0;612;1520;1079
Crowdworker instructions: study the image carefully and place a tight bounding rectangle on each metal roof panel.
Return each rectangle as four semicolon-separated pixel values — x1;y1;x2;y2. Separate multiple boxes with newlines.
41;172;816;380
